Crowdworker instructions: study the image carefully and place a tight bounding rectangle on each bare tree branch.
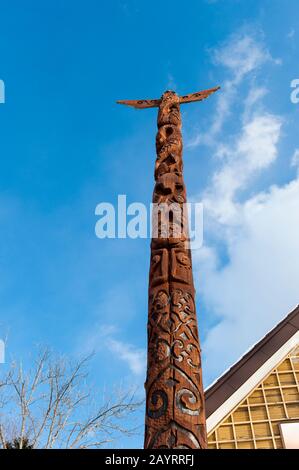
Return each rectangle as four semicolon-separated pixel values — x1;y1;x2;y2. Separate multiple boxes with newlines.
0;348;143;449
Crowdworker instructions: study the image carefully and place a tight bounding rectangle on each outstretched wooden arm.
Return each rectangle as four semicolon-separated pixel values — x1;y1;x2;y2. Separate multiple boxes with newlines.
179;86;220;104
116;98;161;109
116;86;220;109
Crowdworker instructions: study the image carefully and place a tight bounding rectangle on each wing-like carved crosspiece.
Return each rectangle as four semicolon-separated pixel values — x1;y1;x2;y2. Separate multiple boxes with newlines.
117;86;220;109
117;87;219;449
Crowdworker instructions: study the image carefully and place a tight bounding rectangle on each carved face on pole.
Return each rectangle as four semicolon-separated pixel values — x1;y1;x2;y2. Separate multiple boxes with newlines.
117;85;219;449
153;173;185;204
145;91;207;449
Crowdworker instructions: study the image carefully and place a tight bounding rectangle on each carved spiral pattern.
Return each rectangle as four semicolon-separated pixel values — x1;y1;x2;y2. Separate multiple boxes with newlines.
144;91;207;449
147;390;168;419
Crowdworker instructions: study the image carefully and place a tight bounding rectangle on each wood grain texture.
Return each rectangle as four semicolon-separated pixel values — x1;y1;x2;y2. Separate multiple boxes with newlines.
116;86;219;109
144;91;207;449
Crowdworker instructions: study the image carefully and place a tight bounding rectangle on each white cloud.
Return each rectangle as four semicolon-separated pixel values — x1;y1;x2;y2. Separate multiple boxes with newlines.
242;86;268;122
196;177;299;382
203;113;282;225
78;282;146;378
291;148;299;168
81;321;146;377
187;33;280;149
213;34;272;81
106;338;146;376
189;32;297;386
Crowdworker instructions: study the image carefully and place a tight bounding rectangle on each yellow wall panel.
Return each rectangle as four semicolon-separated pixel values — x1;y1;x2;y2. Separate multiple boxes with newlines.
208;346;299;449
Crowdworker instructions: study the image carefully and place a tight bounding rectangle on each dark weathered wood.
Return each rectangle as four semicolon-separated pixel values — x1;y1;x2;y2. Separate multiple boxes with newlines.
117;87;219;449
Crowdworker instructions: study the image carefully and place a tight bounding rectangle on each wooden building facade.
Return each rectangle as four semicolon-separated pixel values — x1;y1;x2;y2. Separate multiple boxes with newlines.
206;306;299;449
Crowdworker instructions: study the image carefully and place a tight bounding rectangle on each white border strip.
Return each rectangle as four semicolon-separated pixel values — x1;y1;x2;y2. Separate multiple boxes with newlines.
207;330;299;433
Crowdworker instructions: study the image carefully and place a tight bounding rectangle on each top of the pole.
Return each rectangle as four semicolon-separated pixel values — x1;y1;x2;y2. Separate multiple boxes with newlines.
116;86;220;109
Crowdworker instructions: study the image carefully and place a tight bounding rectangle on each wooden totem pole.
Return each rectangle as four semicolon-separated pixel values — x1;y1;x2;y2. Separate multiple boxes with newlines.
117;86;219;449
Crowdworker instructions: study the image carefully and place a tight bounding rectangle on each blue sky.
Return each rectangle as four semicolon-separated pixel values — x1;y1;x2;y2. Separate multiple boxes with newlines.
0;0;299;448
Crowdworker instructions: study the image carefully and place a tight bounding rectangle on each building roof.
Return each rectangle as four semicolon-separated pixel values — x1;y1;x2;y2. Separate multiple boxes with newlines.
205;305;299;424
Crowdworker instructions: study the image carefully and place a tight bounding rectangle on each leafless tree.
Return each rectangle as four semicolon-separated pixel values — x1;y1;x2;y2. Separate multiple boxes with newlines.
0;348;143;449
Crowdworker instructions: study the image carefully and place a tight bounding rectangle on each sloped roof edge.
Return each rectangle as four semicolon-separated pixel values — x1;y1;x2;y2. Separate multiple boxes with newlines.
204;304;299;420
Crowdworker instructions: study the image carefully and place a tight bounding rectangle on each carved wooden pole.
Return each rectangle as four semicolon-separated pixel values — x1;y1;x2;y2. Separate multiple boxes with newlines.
117;86;219;449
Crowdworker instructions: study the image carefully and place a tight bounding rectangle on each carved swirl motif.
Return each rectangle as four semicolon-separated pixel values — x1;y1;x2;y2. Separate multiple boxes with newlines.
147;389;168;419
175;388;201;416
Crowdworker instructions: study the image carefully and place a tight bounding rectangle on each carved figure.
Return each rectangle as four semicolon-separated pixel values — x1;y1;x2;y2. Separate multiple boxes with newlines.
117;86;219;448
